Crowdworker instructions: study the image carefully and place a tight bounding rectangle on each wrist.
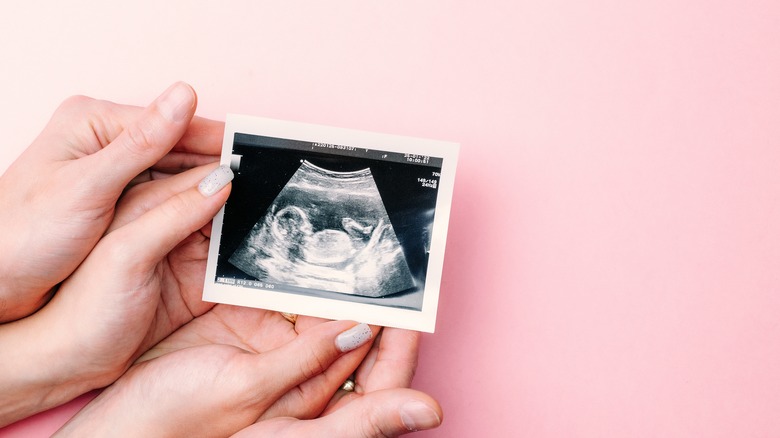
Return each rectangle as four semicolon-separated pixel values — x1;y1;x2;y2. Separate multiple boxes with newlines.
54;366;165;437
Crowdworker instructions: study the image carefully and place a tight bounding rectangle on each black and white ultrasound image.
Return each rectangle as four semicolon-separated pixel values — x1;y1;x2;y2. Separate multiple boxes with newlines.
215;136;441;311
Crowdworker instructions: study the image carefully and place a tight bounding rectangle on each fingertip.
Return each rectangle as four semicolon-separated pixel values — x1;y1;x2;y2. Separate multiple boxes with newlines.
399;398;443;432
198;165;234;197
335;323;374;353
157;81;197;123
330;389;443;437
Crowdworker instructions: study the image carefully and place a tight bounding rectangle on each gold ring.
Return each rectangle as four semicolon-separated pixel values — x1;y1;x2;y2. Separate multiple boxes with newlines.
281;312;298;324
341;378;355;392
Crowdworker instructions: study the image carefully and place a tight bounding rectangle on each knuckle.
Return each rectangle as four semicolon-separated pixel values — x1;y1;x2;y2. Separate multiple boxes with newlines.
149;192;203;242
56;95;95;114
359;405;395;438
298;343;331;380
53;96;124;147
121;119;158;157
51;96;98;131
55;96;114;125
159;192;195;223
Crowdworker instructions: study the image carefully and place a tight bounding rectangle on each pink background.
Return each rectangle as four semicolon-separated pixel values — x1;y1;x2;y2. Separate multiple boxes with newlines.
2;1;779;436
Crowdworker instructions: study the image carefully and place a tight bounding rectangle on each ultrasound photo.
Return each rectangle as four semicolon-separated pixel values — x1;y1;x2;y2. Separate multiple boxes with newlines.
203;115;458;332
228;160;416;298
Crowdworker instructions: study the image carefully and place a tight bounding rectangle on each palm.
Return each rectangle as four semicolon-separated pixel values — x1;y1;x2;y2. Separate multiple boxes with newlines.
30;164;223;386
133;231;218;353
60;163;423;433
101;166;305;368
136;304;422;423
138;304;298;362
138;304;357;419
56;312;383;437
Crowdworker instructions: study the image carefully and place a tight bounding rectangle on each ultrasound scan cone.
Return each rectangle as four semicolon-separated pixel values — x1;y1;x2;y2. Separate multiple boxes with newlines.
229;160;415;297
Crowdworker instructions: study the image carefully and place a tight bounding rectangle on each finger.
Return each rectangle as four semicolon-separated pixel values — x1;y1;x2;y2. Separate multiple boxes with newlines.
145;152;219;174
135;117;225;176
108;164;233;269
98;109;223;155
77;82;197;190
359;328;421;392
109;164;217;233
294;314;333;333
322;328;420;415
241;321;375;407
128;152;218;186
259;324;381;420
232;389;443;438
175;116;225;156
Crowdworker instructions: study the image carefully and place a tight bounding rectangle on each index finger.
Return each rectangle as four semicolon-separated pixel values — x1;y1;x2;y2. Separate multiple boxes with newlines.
357;328;421;392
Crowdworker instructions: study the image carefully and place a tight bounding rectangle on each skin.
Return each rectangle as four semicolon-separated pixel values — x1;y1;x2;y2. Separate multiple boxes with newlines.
0;83;442;436
55;155;441;437
0;163;231;425
0;82;220;323
243;328;444;437
56;309;441;437
0;83;228;424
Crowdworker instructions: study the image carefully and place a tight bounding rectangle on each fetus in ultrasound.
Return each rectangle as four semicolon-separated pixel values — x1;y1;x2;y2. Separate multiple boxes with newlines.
229;160;415;297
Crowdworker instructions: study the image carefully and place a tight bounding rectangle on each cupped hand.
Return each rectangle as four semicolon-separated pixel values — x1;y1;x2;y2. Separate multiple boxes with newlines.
0;82;222;322
47;176;439;436
44;163;233;380
55;304;441;437
235;328;442;437
0;162;232;425
54;314;379;437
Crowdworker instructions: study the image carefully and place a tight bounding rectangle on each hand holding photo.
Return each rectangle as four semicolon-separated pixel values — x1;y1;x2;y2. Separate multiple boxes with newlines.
203;115;458;332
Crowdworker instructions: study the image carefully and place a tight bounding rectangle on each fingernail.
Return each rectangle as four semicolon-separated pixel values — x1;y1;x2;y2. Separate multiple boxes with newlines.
400;401;441;431
335;323;372;353
198;165;234;197
157;82;195;122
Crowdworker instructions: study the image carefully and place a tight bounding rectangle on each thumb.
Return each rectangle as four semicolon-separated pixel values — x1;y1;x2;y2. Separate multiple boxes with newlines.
233;389;443;438
78;81;197;191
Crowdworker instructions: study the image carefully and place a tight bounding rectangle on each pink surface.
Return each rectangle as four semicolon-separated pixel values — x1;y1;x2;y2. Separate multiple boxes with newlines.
1;1;780;436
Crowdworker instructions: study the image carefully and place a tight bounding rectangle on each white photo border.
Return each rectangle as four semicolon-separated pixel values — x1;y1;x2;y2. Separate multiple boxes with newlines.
203;115;459;332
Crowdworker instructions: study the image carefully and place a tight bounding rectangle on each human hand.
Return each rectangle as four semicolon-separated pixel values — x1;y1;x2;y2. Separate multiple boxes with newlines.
236;328;442;437
45;163;440;436
0;82;222;322
55;306;441;437
0;162;233;425
54;315;381;437
234;389;442;437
